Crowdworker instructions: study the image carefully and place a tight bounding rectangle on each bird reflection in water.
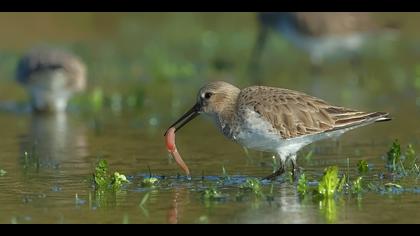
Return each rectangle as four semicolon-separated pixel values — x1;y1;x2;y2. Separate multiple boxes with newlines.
19;112;88;172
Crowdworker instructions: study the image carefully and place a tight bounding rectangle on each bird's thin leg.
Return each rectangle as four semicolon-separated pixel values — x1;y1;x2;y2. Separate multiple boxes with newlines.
248;25;269;85
263;154;285;180
309;52;324;78
349;53;365;86
309;63;322;78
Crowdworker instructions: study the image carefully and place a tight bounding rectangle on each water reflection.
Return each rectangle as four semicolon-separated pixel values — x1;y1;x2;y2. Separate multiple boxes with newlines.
19;113;88;172
167;187;189;224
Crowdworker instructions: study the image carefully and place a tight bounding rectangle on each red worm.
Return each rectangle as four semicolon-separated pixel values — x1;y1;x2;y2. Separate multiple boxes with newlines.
165;127;190;176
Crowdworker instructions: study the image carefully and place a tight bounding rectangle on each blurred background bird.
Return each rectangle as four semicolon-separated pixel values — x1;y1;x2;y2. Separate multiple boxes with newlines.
15;47;87;113
249;12;400;83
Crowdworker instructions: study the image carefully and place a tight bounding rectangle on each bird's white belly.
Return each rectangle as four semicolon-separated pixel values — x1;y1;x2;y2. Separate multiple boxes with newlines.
232;109;350;157
27;70;72;112
233;109;311;154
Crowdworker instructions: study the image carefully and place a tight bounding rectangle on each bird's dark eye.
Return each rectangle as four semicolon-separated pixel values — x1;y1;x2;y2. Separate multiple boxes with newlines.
204;92;213;99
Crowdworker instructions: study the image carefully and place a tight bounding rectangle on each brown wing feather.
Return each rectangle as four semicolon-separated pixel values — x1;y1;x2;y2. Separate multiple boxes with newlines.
237;86;390;139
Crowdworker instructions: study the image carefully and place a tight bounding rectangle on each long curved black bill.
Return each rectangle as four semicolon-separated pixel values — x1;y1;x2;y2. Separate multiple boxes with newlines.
164;103;201;136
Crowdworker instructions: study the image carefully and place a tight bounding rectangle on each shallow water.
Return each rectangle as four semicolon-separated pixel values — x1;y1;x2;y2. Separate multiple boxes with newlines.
0;13;420;223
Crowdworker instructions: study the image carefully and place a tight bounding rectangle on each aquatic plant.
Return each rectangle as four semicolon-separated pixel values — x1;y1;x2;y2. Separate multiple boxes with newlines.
337;174;347;193
387;140;401;172
203;186;224;200
221;165;231;182
93;159;109;188
351;176;363;194
0;169;6;176
403;144;419;175
90;159;130;208
357;160;369;174
92;159;129;191
297;173;308;196
240;178;263;196
318;166;340;198
297;167;347;198
141;177;159;187
112;172;129;188
386;140;419;175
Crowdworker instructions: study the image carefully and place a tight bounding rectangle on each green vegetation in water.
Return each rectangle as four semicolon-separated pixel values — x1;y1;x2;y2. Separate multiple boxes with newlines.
297;173;308;196
387;140;402;172
405;144;417;167
203;186;224;201
318;166;341;198
351;176;363;194
298;166;353;199
0;169;6;176
337;174;347;193
297;167;350;223
221;165;231;182
91;159;130;208
112;172;129;188
141;177;159;188
92;159;129;191
357;160;369;174
239;178;263;196
386;140;419;176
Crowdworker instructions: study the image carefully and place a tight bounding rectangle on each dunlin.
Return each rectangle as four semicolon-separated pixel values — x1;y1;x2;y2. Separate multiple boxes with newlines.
16;47;87;113
165;81;391;179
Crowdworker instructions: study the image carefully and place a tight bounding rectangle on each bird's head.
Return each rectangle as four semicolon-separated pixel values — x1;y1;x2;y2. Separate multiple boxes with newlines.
164;81;240;135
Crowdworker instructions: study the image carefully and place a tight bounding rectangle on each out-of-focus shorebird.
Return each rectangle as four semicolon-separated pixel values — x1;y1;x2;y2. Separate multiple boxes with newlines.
15;47;87;113
165;81;391;179
249;12;400;82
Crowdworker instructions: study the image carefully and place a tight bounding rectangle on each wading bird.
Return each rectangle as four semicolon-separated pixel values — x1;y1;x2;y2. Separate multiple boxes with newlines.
15;47;87;113
165;81;390;179
249;12;399;83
